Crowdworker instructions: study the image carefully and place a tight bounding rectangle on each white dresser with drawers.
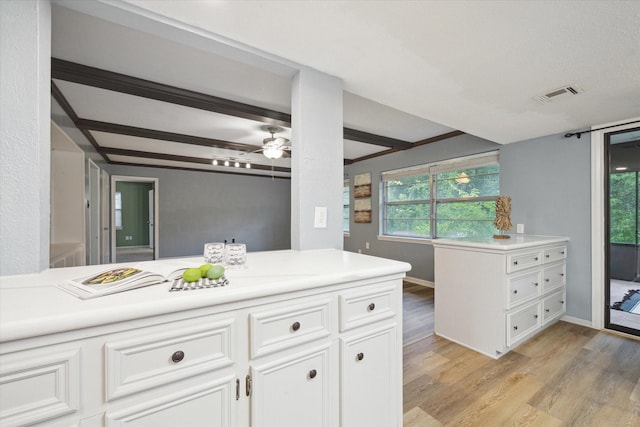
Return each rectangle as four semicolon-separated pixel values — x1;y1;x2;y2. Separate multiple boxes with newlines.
433;235;569;359
0;249;409;427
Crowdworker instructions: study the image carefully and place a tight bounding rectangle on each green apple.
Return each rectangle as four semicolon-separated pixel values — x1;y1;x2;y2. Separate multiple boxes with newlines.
183;268;202;283
199;263;213;278
206;264;225;280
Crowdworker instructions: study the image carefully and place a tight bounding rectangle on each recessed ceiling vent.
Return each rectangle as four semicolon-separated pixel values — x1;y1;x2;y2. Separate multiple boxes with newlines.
536;84;585;104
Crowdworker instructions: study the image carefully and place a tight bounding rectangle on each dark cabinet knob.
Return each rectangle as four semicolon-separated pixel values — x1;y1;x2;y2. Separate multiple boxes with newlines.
534;257;539;261
514;261;518;265
545;278;550;282
356;352;364;361
309;369;317;379
545;308;550;312
534;282;539;287
292;321;301;332
368;303;375;311
513;325;518;330
171;350;185;363
513;289;518;294
546;254;550;258
560;300;565;304
534;314;539;319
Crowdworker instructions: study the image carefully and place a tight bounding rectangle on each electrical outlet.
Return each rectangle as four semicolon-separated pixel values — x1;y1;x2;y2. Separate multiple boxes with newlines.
365;242;370;249
517;224;524;234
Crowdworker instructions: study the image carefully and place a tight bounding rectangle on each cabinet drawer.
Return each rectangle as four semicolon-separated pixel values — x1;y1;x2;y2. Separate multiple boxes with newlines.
543;264;566;293
544;246;567;264
0;348;80;427
506;302;541;347
543;290;566;324
339;285;396;332
507;271;541;308
105;316;234;401
249;299;331;359
506;250;542;273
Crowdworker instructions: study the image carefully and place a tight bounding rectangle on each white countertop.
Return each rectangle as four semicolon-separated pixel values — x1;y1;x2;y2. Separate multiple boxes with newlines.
432;234;569;251
0;249;411;343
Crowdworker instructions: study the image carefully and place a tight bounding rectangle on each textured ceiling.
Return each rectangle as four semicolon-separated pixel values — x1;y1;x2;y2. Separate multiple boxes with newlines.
119;0;640;144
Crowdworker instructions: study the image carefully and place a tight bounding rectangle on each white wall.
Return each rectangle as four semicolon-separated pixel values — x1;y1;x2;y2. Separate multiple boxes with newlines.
0;0;51;275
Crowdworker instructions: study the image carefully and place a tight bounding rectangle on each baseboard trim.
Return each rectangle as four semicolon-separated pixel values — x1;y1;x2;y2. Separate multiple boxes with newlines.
404;276;434;288
561;315;593;328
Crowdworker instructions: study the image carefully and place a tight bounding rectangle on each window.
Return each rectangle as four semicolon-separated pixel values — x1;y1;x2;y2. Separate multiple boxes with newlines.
609;171;638;244
382;152;500;239
343;179;350;233
114;191;123;230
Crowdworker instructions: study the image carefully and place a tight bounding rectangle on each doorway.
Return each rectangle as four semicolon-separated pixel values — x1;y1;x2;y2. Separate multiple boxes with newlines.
111;176;159;263
605;127;640;336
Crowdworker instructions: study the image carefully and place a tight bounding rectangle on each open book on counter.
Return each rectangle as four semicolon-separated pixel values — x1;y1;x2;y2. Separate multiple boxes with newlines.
57;260;200;299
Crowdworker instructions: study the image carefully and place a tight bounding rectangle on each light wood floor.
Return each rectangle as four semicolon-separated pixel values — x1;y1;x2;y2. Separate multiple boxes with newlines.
403;321;640;426
403;283;435;346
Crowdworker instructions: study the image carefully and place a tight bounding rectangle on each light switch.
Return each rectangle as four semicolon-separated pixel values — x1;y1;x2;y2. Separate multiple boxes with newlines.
314;207;327;228
517;224;524;234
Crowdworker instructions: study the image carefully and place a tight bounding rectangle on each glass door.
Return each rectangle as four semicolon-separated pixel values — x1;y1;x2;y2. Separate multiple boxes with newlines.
605;127;640;336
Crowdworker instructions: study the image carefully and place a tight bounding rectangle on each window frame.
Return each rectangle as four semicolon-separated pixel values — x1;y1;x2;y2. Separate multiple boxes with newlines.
380;151;500;241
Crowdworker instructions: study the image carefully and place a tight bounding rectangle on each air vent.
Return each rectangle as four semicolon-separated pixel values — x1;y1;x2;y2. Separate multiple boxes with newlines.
536;84;585;104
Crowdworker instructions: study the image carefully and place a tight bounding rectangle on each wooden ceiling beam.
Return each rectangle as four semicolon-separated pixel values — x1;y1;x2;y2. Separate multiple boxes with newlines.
101;147;291;173
76;119;258;153
52;58;292;128
343;127;413;150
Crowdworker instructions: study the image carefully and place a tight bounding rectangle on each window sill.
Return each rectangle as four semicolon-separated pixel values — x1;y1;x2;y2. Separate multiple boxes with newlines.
377;235;433;245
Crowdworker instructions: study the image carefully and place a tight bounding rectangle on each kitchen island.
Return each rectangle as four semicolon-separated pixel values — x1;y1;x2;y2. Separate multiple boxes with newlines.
433;235;569;359
0;249;410;427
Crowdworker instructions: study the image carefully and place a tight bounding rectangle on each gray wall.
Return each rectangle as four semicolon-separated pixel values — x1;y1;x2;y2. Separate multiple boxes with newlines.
344;133;500;282
501;133;591;321
345;131;592;322
110;165;291;258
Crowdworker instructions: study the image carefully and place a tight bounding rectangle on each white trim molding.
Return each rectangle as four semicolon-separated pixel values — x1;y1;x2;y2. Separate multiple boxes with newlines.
377;235;433;245
404;276;434;288
590;117;640;330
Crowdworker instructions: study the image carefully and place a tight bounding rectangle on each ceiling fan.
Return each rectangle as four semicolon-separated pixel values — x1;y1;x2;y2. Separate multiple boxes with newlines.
253;126;291;159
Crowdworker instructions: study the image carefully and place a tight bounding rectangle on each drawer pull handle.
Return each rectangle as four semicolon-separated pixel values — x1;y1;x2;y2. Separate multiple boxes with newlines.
561;251;565;255
514;261;518;265
356;352;364;361
534;257;539;261
560;273;565;277
513;289;518;294
546;254;550;258
368;303;376;312
513;325;518;330
309;369;317;379
171;350;185;363
560;300;565;304
246;375;252;397
545;308;550;312
545;278;550;282
236;378;240;401
534;314;539;319
292;321;301;332
534;282;539;287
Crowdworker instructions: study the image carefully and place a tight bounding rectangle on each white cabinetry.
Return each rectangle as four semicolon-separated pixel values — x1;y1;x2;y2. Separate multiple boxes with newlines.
433;235;569;359
0;250;408;427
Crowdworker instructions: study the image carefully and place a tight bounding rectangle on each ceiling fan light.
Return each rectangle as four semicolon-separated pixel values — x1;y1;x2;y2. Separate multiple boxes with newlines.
264;146;284;159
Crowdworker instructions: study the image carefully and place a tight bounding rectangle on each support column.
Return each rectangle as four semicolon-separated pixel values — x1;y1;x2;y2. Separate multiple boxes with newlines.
0;0;51;275
290;67;343;250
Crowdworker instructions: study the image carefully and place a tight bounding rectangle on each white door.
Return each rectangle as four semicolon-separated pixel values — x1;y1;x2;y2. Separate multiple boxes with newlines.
87;160;101;265
101;169;111;263
148;189;154;249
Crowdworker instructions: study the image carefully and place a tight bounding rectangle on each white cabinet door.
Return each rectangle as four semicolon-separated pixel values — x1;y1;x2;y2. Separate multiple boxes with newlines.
105;377;235;427
340;324;397;427
250;344;333;427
